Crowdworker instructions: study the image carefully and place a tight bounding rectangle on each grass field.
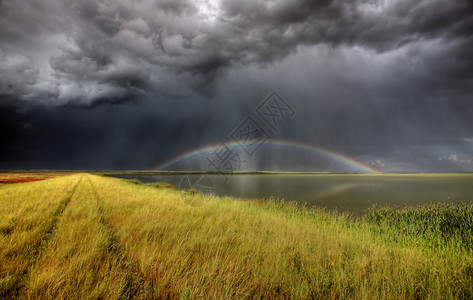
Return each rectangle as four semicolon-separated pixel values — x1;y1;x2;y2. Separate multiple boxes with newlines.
1;174;472;299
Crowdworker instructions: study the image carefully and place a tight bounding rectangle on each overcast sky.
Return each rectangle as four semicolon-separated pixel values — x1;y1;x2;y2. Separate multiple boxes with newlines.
1;0;472;172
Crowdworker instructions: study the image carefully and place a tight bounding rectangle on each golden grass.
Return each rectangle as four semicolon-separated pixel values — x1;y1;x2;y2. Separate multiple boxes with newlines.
0;175;80;297
0;174;472;299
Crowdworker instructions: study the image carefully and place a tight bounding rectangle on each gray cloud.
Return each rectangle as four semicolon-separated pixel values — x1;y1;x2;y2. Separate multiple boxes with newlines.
1;0;472;105
1;0;473;171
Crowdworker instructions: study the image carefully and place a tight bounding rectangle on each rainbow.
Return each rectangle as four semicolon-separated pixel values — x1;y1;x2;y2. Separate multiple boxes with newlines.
155;140;380;173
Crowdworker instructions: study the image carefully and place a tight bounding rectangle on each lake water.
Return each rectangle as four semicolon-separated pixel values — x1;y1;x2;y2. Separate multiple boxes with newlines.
110;173;473;214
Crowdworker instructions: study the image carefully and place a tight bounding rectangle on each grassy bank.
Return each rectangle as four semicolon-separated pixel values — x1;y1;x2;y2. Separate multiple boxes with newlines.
1;174;472;299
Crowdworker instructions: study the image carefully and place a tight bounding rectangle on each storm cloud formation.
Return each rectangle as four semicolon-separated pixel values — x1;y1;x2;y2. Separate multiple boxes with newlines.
1;0;473;171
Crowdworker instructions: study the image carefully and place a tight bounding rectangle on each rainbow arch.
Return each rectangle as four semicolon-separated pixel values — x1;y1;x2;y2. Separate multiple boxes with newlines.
155;139;380;173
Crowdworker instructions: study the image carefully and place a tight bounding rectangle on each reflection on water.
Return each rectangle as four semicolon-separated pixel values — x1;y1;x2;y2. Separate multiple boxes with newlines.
110;174;473;214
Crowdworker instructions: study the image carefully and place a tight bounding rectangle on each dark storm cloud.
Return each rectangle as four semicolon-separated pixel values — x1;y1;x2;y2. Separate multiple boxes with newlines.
1;0;473;171
0;98;221;169
1;0;472;105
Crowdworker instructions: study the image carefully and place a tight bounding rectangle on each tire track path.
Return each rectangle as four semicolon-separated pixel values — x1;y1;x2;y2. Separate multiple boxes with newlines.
86;175;150;299
4;175;82;299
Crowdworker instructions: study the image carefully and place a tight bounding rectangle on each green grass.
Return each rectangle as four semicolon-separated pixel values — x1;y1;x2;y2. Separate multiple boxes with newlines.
366;202;473;251
0;174;472;299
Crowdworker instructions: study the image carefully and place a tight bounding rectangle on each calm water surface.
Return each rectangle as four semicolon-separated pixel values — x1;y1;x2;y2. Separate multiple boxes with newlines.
110;174;473;214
